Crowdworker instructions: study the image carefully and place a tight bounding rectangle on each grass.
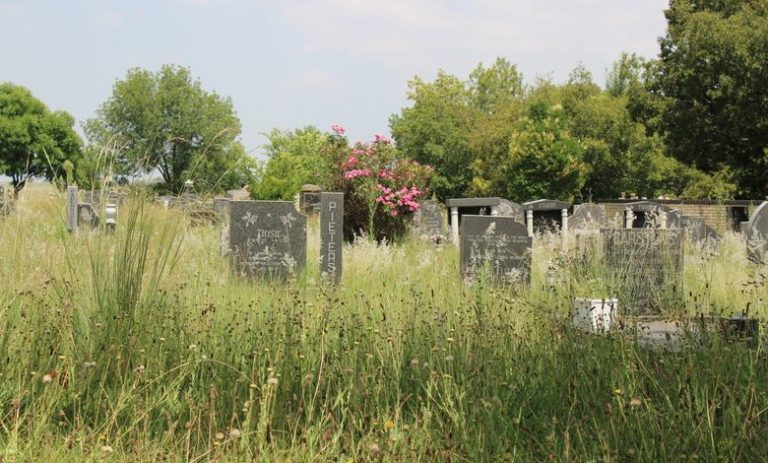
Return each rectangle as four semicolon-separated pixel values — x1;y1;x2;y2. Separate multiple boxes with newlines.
0;185;767;461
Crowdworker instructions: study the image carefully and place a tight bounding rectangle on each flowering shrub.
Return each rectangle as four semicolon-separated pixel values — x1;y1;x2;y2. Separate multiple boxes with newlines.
322;125;432;242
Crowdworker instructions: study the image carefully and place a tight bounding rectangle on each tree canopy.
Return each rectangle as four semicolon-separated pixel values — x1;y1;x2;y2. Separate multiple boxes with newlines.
0;83;82;192
86;65;255;194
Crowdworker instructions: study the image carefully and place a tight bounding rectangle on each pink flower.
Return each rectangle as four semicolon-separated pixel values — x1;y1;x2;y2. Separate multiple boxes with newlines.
331;125;346;136
373;134;391;144
390;210;398;217
346;156;358;167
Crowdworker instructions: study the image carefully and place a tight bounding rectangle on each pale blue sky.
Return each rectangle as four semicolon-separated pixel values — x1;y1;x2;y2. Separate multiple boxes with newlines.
0;0;669;157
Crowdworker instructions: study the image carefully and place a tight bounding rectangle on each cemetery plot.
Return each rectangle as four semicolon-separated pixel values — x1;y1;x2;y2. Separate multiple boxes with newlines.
460;216;531;285
602;228;684;314
229;201;307;279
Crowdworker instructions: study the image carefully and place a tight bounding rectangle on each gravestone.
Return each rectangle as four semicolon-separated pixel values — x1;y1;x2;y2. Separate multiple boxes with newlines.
569;203;606;231
667;209;683;229
320;192;343;283
460;216;532;285
496;199;525;223
747;202;768;264
410;200;447;240
680;216;719;244
77;203;100;229
300;185;323;215
522;199;571;234
66;186;78;232
213;198;230;215
602;228;685;314
228;201;307;279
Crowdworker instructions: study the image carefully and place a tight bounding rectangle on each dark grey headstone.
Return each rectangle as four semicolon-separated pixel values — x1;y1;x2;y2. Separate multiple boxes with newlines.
741;221;751;235
747;202;768;263
300;192;322;215
228;201;307;279
570;203;606;231
460;216;531;285
77;203;100;229
411;200;447;239
681;216;719;244
602;228;685;314
496;199;525;223
320;192;343;283
66;186;78;232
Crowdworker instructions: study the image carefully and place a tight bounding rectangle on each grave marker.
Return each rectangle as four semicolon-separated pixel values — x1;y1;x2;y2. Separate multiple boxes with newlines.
569;203;606;231
602;228;684;314
460;216;531;285
228;201;307;279
77;203;100;229
747;201;768;263
320;192;343;283
410;200;447;240
66;186;78;232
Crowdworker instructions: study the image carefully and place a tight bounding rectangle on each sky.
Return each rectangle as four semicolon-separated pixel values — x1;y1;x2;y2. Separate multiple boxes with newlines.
0;0;669;158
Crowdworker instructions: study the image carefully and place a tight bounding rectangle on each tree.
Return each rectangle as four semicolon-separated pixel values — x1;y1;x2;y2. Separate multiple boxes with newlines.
653;0;768;197
251;127;329;200
87;65;251;193
0;83;82;192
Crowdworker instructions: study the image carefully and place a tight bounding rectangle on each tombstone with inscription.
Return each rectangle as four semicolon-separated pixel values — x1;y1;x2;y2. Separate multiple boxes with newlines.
320;193;343;283
602;228;685;314
522;199;571;235
410;200;447;241
228;201;307;279
747;201;768;263
77;203;100;229
299;184;323;215
569;203;606;231
623;201;679;229
460;216;532;285
66;186;78;232
681;216;719;244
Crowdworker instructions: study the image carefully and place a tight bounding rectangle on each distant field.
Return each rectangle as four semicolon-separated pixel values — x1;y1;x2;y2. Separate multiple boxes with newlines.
0;184;766;462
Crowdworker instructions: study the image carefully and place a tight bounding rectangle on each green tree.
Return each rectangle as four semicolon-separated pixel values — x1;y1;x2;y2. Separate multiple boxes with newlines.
0;83;82;193
654;0;768;196
251;127;329;200
87;65;250;193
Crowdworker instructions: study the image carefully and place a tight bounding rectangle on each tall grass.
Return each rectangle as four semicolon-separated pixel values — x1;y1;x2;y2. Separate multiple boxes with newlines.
0;185;766;461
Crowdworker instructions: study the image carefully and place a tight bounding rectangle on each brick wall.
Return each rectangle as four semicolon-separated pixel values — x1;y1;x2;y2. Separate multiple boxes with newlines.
596;200;762;234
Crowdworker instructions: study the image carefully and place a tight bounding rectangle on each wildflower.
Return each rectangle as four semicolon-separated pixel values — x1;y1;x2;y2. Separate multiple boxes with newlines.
613;388;623;396
134;365;145;375
249;383;258;390
630;398;642;408
58;355;66;361
188;344;197;351
101;445;113;453
229;428;242;439
215;432;225;440
369;442;381;453
267;377;279;387
384;420;395;431
331;124;346;136
42;374;53;384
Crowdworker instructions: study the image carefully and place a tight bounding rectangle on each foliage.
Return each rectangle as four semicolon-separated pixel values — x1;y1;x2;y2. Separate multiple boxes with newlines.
86;65;253;194
0;82;82;192
251;127;329;200
1;187;768;461
652;0;768;197
322;126;432;242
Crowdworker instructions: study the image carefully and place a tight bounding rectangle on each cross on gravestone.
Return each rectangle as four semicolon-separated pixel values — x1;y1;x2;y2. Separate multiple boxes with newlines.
66;186;78;232
228;201;307;279
410;200;447;241
460;216;532;286
569;203;606;231
320;192;343;283
602;228;685;314
77;203;100;229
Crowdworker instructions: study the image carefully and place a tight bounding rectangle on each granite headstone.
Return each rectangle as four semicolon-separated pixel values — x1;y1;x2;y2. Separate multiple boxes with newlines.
569;203;606;231
410;200;447;239
66;186;78;232
460;216;532;285
228;201;307;279
747;201;768;263
496;199;525;223
77;203;100;229
681;216;719;244
320;192;343;283
602;228;685;313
